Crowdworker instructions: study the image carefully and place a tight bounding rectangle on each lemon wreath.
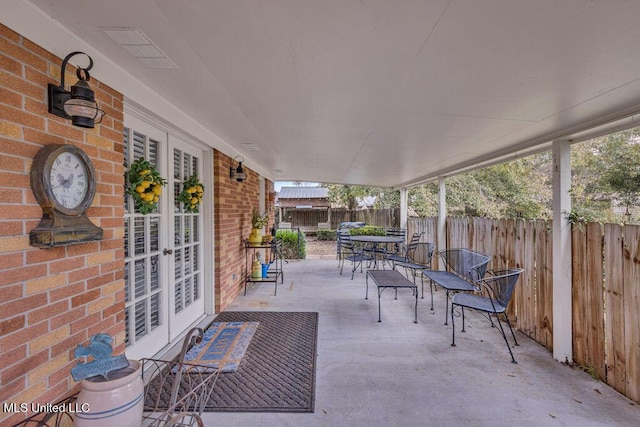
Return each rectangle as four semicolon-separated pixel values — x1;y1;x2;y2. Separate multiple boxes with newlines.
178;175;204;213
127;158;167;214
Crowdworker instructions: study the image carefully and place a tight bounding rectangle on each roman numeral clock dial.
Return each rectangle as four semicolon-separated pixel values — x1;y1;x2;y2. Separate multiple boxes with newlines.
30;144;103;247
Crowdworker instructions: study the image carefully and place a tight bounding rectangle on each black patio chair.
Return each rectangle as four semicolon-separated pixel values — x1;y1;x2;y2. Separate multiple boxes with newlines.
422;248;491;324
385;232;423;265
450;268;524;363
390;241;434;299
336;228;351;267
339;234;374;279
384;228;407;255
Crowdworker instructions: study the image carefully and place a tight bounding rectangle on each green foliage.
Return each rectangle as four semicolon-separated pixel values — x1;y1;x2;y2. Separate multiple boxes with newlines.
251;208;269;229
275;229;306;259
349;226;385;236
317;230;337;240
571;129;640;222
127;157;167;215
177;175;204;213
322;126;640;223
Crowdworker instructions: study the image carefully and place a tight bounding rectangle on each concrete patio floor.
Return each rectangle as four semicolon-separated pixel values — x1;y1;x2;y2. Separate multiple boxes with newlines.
199;259;639;427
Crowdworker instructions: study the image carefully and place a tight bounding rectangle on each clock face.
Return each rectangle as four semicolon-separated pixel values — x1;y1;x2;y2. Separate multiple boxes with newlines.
49;151;89;210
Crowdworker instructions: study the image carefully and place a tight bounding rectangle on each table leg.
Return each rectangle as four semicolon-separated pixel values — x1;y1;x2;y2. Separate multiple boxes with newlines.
365;273;369;300
414;287;418;323
378;287;382;322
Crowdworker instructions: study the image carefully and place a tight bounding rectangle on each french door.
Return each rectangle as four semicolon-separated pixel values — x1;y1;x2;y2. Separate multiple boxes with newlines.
123;116;205;359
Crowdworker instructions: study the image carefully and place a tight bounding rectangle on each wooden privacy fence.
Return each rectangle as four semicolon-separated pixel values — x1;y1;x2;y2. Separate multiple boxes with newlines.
329;208;400;229
407;216;640;403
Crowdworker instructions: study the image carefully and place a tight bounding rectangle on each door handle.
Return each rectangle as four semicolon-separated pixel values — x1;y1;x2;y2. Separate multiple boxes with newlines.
163;248;173;255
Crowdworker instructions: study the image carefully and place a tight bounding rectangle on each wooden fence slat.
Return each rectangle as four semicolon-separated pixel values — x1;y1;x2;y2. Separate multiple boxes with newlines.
622;225;640;402
536;219;554;350
519;219;537;339
571;224;588;370
604;223;626;395
586;222;606;379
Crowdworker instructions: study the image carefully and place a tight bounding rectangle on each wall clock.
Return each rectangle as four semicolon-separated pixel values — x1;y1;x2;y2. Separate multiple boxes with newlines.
30;144;103;247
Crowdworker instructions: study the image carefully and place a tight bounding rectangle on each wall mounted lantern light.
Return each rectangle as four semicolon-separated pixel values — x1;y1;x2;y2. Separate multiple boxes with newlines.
48;51;106;128
230;156;246;182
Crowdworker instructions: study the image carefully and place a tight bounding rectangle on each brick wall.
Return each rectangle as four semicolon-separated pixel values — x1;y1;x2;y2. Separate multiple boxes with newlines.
0;25;125;425
213;152;274;311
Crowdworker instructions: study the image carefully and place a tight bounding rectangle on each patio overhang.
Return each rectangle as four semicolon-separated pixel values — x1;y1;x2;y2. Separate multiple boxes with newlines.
5;0;640;188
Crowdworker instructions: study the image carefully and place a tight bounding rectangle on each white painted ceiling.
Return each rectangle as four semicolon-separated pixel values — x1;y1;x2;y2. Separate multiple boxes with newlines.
20;0;640;187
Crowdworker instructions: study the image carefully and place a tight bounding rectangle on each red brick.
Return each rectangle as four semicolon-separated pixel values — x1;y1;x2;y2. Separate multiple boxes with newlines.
70;313;100;335
46;119;84;141
0;172;30;189
0;349;48;385
47;362;78;392
22;128;65;147
0;344;27;370
67;266;99;284
0;264;46;287
67;242;100;257
0;252;24;271
28;300;68;325
71;289;101;308
51;330;87;358
50;306;85;330
49;256;85;274
49;281;84;303
0;85;22;107
0;220;23;235
26;246;65;264
87;272;114;290
0;37;47;73
0;321;47;354
0;315;25;335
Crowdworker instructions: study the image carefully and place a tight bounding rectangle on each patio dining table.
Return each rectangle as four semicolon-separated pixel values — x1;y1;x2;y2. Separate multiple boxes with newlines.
349;235;404;268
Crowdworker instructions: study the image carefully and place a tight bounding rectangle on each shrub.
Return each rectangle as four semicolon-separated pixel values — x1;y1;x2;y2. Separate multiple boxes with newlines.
317;229;337;241
349;226;385;236
276;229;306;259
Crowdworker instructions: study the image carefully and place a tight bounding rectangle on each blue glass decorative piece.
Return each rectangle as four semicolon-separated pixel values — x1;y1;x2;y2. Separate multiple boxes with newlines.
71;333;130;381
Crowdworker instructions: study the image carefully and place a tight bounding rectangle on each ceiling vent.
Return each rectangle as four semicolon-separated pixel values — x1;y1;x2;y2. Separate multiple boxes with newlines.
100;27;178;69
241;143;261;151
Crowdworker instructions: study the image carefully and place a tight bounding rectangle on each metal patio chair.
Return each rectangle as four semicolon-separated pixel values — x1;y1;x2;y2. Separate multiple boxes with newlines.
421;248;491;324
336;228;351;267
339;234;374;279
390;241;435;299
450;268;524;363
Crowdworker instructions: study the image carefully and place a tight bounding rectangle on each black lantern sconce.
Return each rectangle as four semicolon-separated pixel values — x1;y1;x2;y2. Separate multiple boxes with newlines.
48;51;105;128
230;156;246;182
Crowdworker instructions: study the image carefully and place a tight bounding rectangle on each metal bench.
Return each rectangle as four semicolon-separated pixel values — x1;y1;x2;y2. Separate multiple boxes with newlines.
365;269;418;323
421;248;491;325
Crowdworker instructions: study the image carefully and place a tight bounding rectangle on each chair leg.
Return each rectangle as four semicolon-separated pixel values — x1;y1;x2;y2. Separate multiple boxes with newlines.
451;303;457;347
505;315;519;346
461;306;466;332
495;314;517;363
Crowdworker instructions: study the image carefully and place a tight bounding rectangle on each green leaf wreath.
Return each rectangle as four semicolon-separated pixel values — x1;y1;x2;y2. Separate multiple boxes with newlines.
178;175;204;213
127;158;167;214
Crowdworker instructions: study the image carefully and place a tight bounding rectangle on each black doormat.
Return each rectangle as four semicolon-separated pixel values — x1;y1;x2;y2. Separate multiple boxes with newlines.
147;311;319;413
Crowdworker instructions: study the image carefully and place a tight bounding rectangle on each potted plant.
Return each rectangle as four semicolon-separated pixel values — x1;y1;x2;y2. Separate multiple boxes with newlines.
248;208;269;246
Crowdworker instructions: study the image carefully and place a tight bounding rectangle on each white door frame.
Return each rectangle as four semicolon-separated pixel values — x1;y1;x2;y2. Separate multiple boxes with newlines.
124;104;215;359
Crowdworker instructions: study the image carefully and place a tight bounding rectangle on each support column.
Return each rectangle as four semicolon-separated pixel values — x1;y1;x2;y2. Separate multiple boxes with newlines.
437;177;447;258
399;187;408;231
552;140;573;363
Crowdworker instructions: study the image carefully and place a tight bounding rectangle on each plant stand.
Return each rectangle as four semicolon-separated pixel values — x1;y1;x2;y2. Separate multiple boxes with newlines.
244;239;284;296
